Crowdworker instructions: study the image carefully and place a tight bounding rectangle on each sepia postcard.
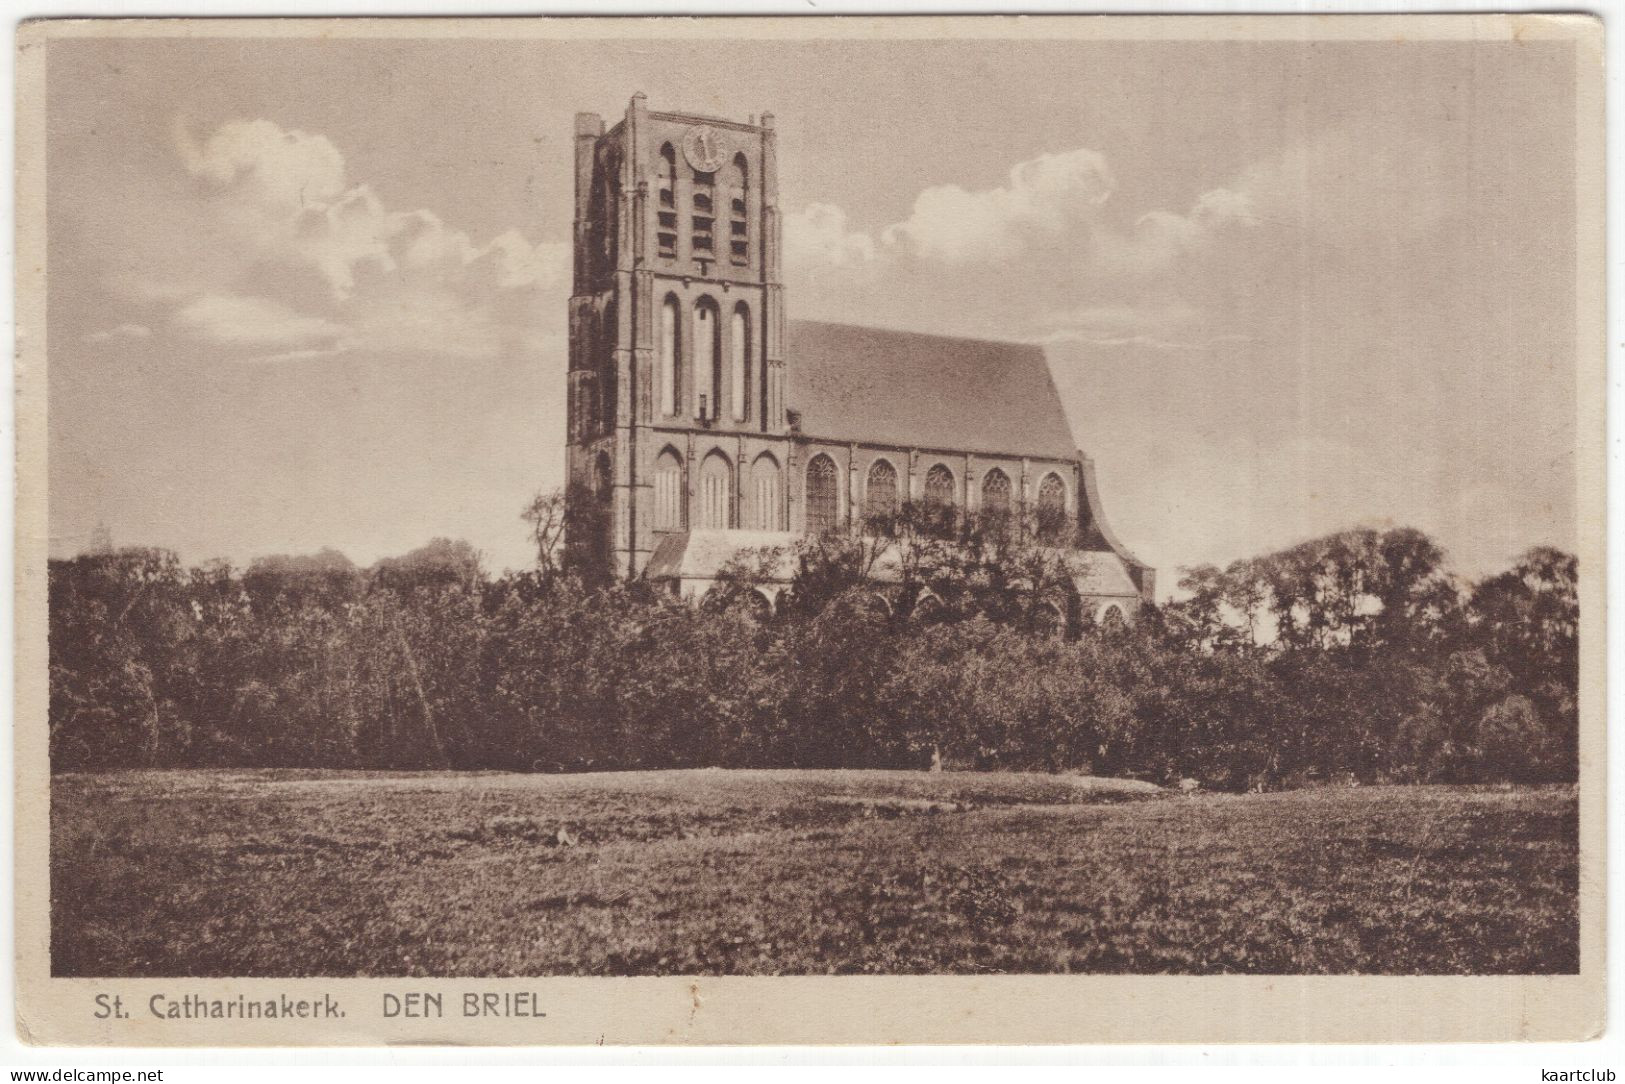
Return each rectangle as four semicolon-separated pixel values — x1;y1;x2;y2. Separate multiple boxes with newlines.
13;14;1605;1046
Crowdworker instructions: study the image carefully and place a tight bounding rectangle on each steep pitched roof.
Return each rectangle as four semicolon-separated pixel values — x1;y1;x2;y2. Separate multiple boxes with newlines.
644;529;1142;598
786;320;1079;461
645;529;799;582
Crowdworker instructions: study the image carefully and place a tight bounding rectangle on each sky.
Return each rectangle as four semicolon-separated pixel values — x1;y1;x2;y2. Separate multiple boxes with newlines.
44;34;1580;591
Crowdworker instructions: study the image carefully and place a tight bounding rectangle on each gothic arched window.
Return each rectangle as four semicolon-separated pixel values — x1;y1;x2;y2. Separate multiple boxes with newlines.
730;304;750;422
865;459;899;526
691;166;715;258
924;463;956;537
981;468;1013;518
806;454;839;534
1037;472;1068;543
653;448;684;531
659;295;680;417
1101;605;1128;635
656;145;677;259
749;452;782;531
693;297;721;420
727;154;749;267
698;451;731;530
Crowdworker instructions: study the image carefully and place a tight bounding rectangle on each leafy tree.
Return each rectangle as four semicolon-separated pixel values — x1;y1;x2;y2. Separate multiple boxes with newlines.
44;528;1581;788
520;489;570;580
370;538;483;592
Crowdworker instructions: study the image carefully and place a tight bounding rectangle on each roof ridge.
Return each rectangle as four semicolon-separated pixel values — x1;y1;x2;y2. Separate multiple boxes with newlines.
788;318;1043;354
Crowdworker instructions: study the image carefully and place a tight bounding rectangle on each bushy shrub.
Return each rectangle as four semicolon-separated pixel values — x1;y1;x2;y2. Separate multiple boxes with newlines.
1476;694;1564;783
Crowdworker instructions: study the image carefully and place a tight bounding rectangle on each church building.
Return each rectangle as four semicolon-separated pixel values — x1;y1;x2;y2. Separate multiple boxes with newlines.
565;94;1153;626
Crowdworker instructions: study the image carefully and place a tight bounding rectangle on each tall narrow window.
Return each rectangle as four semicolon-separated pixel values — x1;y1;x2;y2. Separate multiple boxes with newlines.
599;301;617;432
653;449;684;531
1037;473;1068;543
659;295;680;417
698;452;731;530
865;459;899;526
924;464;956;537
806;454;839;534
727;155;749;267
981;468;1012;517
693;299;720;419
750;453;782;530
691;168;715;259
729;304;750;422
656;145;678;259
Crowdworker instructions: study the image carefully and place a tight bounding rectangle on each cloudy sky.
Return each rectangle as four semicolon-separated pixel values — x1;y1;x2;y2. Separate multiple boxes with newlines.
45;33;1580;589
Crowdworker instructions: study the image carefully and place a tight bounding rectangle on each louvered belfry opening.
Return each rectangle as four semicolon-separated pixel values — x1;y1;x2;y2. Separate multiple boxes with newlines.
691;167;715;258
656;144;678;259
727;154;749;267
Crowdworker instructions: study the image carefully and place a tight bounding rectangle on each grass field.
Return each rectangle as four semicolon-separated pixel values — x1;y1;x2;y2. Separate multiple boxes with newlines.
51;769;1577;976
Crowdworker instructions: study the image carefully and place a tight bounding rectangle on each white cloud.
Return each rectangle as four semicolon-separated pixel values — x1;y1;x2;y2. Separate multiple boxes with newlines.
83;323;153;344
1098;187;1257;279
786;143;1259;286
174;294;347;351
784;203;877;269
881;148;1115;263
176;116;347;206
162;117;568;363
784;142;1270;345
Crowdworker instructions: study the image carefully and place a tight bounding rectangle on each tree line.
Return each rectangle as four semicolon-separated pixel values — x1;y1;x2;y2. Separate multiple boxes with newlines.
48;494;1577;787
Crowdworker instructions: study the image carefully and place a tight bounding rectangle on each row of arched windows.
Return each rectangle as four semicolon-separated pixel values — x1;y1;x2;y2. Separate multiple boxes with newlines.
659;295;754;423
805;456;1071;537
652;448;783;532
649;450;1072;538
656;145;749;267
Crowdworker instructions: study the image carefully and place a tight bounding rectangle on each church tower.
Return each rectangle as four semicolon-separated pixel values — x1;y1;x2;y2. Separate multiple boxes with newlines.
567;94;787;579
564;94;1154;617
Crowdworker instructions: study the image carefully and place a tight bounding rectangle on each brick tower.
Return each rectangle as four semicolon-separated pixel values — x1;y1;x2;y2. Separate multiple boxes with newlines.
566;93;787;579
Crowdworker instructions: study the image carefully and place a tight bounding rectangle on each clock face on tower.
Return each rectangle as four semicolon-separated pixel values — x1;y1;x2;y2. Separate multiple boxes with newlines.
681;125;727;174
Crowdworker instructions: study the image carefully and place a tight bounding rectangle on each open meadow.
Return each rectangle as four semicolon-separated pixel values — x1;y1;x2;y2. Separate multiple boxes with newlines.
52;769;1577;976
